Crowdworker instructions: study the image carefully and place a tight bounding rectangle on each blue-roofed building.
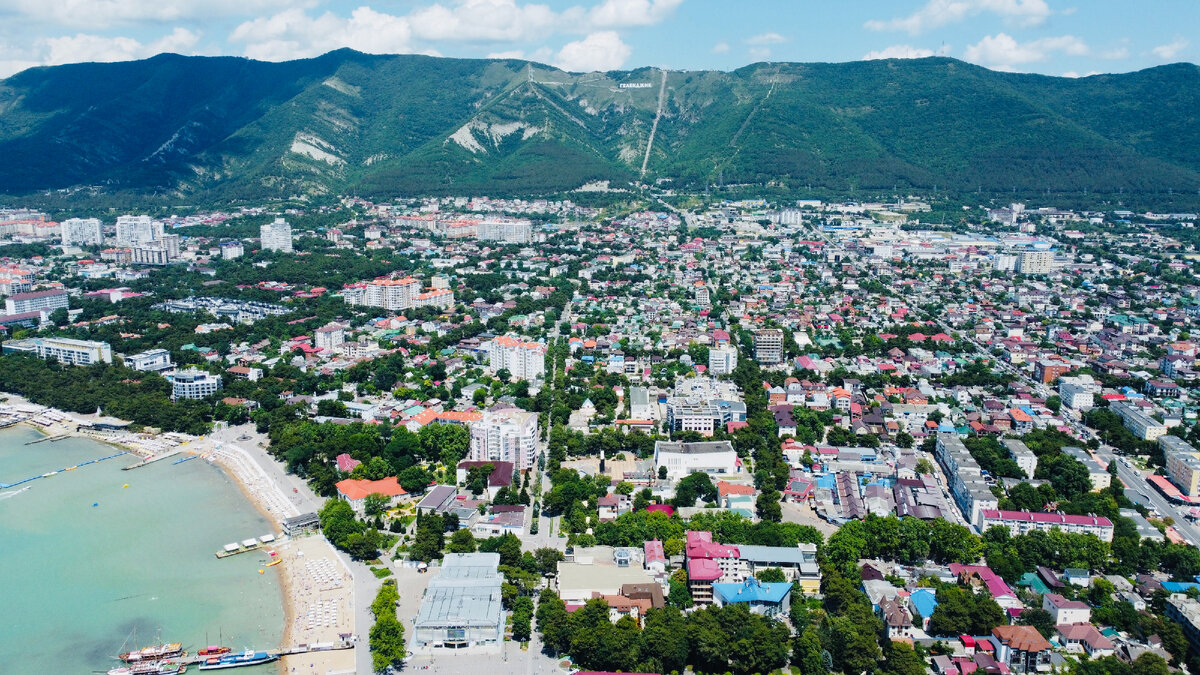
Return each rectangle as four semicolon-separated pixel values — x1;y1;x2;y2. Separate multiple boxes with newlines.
1163;581;1200;594
937;421;957;434
712;577;792;618
910;588;938;631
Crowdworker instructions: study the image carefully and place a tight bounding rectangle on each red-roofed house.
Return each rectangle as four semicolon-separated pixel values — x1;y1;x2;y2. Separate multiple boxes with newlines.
335;477;407;515
335;453;361;473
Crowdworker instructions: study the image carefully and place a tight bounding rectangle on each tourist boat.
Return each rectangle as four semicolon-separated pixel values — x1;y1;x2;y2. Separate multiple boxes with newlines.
197;650;278;670
107;660;187;675
119;643;185;662
197;646;231;656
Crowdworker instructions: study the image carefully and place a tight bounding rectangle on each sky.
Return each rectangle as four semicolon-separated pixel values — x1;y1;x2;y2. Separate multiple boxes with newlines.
0;0;1195;79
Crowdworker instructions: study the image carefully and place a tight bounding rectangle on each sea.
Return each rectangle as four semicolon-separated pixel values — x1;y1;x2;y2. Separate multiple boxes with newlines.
0;425;284;674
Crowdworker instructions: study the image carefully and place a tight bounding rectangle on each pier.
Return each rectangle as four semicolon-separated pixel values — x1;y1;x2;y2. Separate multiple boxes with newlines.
0;451;128;489
122;449;183;470
25;433;68;444
214;533;279;559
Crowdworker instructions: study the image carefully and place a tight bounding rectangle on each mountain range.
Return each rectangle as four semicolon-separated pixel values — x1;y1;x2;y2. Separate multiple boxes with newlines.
0;50;1198;200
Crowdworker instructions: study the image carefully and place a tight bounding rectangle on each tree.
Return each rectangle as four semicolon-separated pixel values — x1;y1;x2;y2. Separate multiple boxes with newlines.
511;596;534;642
398;465;433;494
1132;653;1170;675
363;492;390;518
534;547;565;576
896;431;915;449
756;490;783;522
447;528;476;553
671;471;717;507
915;458;935;475
1017;607;1056;638
793;625;827;674
478;533;523;567
884;641;927;675
418;423;469;466
369;581;405;672
1045;395;1062;413
658;465;668;480
756;567;787;583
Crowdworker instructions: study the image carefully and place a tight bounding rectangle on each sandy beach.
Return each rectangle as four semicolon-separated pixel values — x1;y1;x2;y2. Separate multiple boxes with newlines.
1;394;356;674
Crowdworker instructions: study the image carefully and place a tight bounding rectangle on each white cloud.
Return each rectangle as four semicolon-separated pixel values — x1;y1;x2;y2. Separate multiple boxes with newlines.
553;30;630;71
407;0;558;43
748;46;771;60
1061;70;1098;78
1153;38;1189;60
746;31;786;45
964;32;1088;70
711;41;729;54
863;44;936;60
2;0;303;29
866;0;1052;35
586;0;683;28
0;26;202;77
1101;46;1129;59
485;46;553;62
229;7;415;61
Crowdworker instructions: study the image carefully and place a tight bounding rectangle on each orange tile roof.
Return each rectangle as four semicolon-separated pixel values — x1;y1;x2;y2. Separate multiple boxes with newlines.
992;625;1051;652
335;477;407;501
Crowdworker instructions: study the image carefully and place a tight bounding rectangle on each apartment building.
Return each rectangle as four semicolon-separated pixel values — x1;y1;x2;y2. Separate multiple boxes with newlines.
753;329;784;364
977;509;1114;542
1059;375;1100;410
115;215;162;245
5;289;68;315
653;440;738;481
170;369;223;400
314;323;346;351
1002;439;1038;479
476;219;532;244
467;409;540;470
1111;400;1167;441
1016;249;1055;275
484;335;546;381
60;218;103;246
708;345;738;375
1161;435;1200;498
2;337;113;365
123;348;174;372
259;217;293;252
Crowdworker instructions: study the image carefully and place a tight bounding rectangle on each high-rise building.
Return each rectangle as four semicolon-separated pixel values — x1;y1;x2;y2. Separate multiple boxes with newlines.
476;219;532;244
60;218;103;246
468;410;540;470
484;335;546;381
709;346;738;375
260;217;293;253
753;329;784;364
115;215;162;245
1016;250;1055;275
314;322;346;351
171;369;223;400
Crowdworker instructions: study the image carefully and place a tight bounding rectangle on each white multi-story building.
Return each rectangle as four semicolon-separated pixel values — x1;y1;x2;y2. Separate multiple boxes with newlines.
476;219;532;244
978;509;1114;542
170;369;222;400
1002;439;1038;479
123;348;173;372
412;288;455;310
5;289;68;315
653;440;738;481
342;277;431;312
2;337;112;365
314;323;345;351
709;345;738;375
260;217;293;253
221;242;244;259
1016;249;1055;275
1111;400;1167;441
1059;375;1101;411
60;218;103;246
1162;435;1200;498
753;329;784;364
484;335;546;381
468;410;540;470
115;215;162;245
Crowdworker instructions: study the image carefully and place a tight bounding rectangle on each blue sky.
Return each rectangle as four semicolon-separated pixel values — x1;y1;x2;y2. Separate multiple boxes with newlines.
0;0;1194;78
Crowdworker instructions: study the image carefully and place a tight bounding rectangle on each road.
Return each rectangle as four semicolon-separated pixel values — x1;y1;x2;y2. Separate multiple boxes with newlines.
1092;445;1200;546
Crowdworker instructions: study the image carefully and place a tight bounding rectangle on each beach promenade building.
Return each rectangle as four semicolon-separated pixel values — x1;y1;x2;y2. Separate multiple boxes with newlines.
412;553;504;649
2;336;112;365
170;369;222;400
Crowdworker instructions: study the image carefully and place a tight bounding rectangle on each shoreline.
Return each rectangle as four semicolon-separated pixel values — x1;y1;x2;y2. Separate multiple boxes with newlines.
0;394;323;672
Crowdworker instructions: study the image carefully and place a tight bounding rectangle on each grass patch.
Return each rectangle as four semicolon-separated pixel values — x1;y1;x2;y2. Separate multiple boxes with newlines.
370;566;394;579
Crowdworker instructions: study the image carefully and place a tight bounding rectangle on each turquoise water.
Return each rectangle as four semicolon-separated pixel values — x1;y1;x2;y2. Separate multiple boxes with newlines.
0;426;284;674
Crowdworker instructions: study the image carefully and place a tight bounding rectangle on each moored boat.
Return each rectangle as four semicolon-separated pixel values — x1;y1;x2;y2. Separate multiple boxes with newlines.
197;646;231;656
108;659;187;675
119;643;184;662
197;650;278;670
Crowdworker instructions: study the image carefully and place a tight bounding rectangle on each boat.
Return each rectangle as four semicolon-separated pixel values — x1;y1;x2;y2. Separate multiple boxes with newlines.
108;660;187;675
119;643;185;662
197;650;278;670
265;559;281;568
197;646;231;656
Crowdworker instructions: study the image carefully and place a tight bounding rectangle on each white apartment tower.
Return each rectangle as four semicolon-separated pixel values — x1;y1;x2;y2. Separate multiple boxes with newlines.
60;218;103;246
468;410;540;470
753;329;784;364
260;218;294;253
1016;250;1055;275
485;335;547;381
709;345;738;375
115;215;163;245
